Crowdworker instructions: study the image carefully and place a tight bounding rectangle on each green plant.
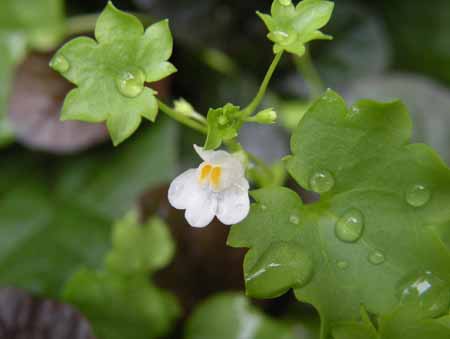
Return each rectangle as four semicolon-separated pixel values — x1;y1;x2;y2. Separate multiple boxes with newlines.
2;0;449;338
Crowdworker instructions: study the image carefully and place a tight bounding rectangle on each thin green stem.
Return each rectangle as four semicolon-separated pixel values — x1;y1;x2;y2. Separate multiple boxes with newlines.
293;48;325;99
242;51;284;116
247;152;274;180
158;100;207;134
224;139;273;182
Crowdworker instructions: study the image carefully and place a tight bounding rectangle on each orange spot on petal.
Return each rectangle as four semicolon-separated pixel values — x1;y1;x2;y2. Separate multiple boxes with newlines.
199;164;212;182
210;166;222;188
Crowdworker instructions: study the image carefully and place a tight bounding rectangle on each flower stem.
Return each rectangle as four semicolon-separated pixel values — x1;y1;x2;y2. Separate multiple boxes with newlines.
242;51;284;116
293;48;325;99
224;139;273;183
158;100;207;134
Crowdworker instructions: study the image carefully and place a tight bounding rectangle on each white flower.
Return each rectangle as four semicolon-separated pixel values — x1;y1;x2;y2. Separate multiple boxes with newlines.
168;145;250;228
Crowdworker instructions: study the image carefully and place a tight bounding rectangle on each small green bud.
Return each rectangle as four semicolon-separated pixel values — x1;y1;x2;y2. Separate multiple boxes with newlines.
174;98;196;116
218;115;229;126
247;108;277;124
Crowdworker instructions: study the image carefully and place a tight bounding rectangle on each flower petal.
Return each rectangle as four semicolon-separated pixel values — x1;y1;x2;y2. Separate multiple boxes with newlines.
193;144;231;164
185;191;218;228
216;178;250;225
168;169;198;209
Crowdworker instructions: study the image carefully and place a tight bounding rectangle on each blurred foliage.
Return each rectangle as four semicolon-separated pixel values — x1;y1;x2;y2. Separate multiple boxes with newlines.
185;293;295;339
0;119;177;297
377;0;450;86
63;211;179;339
0;0;66;146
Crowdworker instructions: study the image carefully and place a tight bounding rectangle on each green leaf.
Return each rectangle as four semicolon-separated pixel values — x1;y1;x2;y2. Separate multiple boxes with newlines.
50;2;176;145
0;34;20;147
62;213;179;339
55;119;177;220
205;103;242;150
63;271;179;339
0;120;177;296
257;0;334;56
228;90;450;337
185;293;295;339
334;306;450;339
0;0;65;146
0;0;65;51
105;211;175;275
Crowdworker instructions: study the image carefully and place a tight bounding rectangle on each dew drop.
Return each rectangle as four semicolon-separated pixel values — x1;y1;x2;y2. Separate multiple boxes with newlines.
50;55;70;73
309;170;335;193
368;250;385;265
272;30;297;46
335;209;364;243
289;215;300;225
405;184;431;207
279;0;292;6
260;204;267;211
116;68;146;98
397;271;450;318
272;30;289;42
245;241;313;298
336;260;349;270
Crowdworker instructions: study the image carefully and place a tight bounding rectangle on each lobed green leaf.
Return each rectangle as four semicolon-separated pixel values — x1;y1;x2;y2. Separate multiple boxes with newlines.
50;2;176;145
62;212;179;339
185;293;295;339
229;90;450;338
258;0;334;56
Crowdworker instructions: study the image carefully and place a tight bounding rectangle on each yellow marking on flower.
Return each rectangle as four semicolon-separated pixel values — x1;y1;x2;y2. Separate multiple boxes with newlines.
210;166;222;188
199;164;212;182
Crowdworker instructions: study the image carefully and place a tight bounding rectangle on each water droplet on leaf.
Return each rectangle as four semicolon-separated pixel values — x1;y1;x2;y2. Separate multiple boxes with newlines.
336;260;349;270
309;170;335;193
116;68;146;98
50;55;70;73
335;209;364;243
245;241;313;298
289;215;300;225
397;271;450;318
405;184;431;207
368;250;385;265
260;204;267;211
272;31;297;46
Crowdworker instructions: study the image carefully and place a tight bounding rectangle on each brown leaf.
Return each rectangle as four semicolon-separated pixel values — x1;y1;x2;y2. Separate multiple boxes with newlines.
0;288;95;339
9;52;109;154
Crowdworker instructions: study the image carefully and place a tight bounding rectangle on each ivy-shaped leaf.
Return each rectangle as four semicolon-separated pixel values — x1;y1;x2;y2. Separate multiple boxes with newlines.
105;211;175;275
228;90;450;338
62;211;180;339
185;293;295;339
257;0;334;56
50;2;177;145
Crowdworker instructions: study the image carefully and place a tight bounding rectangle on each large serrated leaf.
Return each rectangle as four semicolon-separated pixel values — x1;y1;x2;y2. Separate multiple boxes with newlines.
228;90;450;338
